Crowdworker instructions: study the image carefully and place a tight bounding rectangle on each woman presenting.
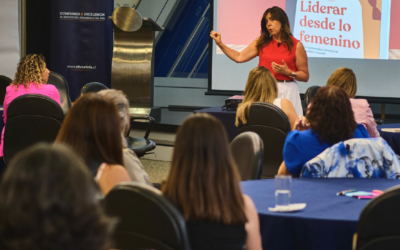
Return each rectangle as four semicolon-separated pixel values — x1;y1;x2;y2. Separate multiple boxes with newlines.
211;6;309;116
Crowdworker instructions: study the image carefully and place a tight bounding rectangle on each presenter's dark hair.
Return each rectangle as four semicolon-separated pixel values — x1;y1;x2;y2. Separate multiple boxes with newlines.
257;6;294;53
307;86;357;145
162;113;247;225
0;143;115;250
56;93;123;173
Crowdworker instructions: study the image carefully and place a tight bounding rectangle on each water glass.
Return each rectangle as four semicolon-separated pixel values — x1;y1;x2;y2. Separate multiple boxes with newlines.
275;175;292;208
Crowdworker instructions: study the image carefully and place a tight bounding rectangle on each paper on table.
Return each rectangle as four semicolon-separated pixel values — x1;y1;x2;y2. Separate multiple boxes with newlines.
268;203;306;212
381;128;400;133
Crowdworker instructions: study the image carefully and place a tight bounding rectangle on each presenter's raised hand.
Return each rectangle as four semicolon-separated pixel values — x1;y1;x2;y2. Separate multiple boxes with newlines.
272;60;292;76
210;30;222;45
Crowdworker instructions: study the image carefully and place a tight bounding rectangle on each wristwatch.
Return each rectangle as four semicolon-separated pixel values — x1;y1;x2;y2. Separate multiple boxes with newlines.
289;71;297;78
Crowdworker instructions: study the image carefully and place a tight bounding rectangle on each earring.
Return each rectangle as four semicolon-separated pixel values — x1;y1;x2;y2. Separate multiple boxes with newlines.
269;33;272;37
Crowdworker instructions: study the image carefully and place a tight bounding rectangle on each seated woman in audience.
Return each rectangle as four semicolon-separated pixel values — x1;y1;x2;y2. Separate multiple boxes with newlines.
236;66;297;129
0;143;114;250
326;67;379;137
1;54;61;158
278;86;370;177
98;89;151;185
56;93;130;194
163;113;263;250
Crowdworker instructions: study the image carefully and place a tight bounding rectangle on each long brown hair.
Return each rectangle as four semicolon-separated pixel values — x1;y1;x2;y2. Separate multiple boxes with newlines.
307;86;357;145
12;54;47;89
257;6;293;53
56;93;123;172
326;67;357;98
236;66;278;126
162;113;247;225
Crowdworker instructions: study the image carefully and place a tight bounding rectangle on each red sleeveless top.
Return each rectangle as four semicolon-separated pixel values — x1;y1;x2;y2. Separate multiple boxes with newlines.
258;36;298;81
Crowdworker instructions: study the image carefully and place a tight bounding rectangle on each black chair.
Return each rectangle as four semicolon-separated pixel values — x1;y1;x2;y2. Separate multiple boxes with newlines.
3;94;64;165
238;102;291;178
126;116;156;157
354;186;400;250
47;71;72;115
230;131;263;180
80;82;109;95
0;75;12;105
104;183;191;250
304;85;320;110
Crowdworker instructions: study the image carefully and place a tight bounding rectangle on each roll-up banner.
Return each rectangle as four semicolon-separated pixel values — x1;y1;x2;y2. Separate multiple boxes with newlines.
50;0;114;101
0;0;20;79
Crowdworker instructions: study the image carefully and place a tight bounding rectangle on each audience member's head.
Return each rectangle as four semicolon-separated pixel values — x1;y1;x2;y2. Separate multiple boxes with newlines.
12;54;50;88
236;66;278;126
56;93;123;175
326;67;357;98
163;113;247;225
307;86;357;145
0;143;114;250
98;89;130;136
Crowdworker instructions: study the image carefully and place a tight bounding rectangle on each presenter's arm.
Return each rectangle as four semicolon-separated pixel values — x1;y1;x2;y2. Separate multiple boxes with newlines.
210;31;258;63
271;42;309;82
292;42;309;82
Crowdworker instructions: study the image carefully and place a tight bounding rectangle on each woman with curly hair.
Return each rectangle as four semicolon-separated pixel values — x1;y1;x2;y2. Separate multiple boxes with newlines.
278;86;370;177
0;54;61;157
0;143;115;250
235;66;297;129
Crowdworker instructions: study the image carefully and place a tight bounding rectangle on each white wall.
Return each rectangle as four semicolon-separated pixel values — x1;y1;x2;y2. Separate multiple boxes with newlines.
0;0;20;79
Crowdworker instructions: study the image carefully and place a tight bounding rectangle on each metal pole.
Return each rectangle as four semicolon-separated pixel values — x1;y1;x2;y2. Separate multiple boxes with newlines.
20;0;27;57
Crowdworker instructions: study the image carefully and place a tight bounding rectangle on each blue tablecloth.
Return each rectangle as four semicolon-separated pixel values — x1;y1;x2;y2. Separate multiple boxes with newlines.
378;123;400;155
194;106;237;141
241;178;400;250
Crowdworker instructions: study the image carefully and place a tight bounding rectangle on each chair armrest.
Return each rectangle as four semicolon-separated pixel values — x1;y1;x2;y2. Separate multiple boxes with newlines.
130;116;155;139
375;119;384;125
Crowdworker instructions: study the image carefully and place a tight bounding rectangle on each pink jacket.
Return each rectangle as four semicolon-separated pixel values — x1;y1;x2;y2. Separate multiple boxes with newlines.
0;83;62;157
350;98;379;138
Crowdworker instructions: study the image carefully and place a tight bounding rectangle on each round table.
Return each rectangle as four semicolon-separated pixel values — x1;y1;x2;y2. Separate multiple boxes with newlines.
377;123;400;155
241;178;400;250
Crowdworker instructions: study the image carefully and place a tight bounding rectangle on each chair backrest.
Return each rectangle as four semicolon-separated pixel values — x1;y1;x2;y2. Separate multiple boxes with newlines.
304;86;320;109
0;75;12;105
80;82;109;95
104;183;191;250
47;71;72;115
230;132;263;180
4;94;64;165
356;186;400;250
301;138;400;179
238;102;291;178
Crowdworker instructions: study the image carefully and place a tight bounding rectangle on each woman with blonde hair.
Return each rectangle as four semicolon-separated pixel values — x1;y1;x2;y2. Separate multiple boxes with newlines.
163;113;262;250
326;67;379;137
236;66;297;129
98;89;151;185
1;54;61;158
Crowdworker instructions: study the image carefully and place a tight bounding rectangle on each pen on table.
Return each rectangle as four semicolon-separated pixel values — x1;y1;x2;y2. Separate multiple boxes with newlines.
336;189;356;196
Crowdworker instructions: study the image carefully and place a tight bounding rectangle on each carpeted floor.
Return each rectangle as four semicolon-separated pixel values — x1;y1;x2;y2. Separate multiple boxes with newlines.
141;158;171;184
